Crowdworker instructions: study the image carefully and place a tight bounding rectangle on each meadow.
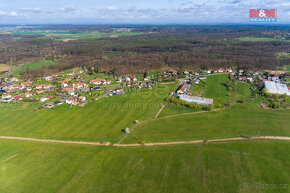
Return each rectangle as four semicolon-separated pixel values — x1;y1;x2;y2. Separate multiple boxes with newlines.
0;139;289;193
237;37;290;42
123;101;290;144
0;84;175;143
13;60;58;75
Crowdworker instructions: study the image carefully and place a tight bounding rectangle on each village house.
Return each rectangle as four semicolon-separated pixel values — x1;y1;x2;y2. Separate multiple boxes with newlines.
116;78;123;83
54;100;63;106
78;96;86;102
25;92;33;97
165;70;177;75
21;81;33;87
26;87;32;91
2;93;12;99
61;80;69;87
125;77;131;82
144;76;150;81
44;103;54;108
73;82;87;89
14;96;23;101
11;77;19;82
90;78;111;85
43;85;52;90
36;89;46;94
35;85;43;90
44;76;53;81
130;76;137;81
177;83;190;94
40;96;53;102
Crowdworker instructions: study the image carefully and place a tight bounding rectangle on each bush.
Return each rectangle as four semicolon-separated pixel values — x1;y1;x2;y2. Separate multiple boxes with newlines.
139;141;146;145
203;105;212;111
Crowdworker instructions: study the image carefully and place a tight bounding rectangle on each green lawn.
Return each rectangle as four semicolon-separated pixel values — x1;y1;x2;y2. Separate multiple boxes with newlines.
0;139;289;193
286;65;290;71
123;101;290;144
0;84;175;143
238;37;290;42
13;60;58;75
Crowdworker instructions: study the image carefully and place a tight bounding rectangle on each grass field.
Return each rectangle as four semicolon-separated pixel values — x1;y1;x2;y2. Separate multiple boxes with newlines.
0;139;289;193
0;84;175;143
11;31;143;40
0;64;13;72
123;101;290;144
13;60;58;75
286;65;290;71
204;74;251;106
237;37;290;42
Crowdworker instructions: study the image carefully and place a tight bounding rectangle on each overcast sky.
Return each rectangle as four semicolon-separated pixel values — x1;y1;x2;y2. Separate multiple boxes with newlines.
0;0;289;24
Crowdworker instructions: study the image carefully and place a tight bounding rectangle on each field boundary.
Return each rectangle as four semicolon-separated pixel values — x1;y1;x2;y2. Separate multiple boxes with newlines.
0;136;289;147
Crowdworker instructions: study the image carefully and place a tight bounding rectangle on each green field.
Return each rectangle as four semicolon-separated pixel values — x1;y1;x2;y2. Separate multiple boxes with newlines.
0;84;175;143
13;60;58;75
286;65;290;71
123;101;290;144
0;139;289;193
237;37;290;42
204;74;251;106
10;30;143;40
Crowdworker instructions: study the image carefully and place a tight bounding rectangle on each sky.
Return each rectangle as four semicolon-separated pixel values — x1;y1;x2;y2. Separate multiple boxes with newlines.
0;0;289;24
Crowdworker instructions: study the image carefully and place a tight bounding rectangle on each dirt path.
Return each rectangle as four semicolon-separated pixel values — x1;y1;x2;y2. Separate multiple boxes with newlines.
0;136;110;146
0;136;289;147
113;136;290;147
154;93;173;119
2;154;19;162
154;81;181;119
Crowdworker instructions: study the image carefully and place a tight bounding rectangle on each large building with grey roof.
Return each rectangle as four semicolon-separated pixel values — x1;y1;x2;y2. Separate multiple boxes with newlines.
264;81;290;96
179;94;213;105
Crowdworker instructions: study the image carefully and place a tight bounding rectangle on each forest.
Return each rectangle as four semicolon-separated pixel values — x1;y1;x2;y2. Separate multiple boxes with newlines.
0;25;289;78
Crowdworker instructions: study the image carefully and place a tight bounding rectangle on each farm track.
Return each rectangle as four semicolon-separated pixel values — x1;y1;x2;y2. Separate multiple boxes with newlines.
0;136;110;146
114;136;290;147
0;136;289;147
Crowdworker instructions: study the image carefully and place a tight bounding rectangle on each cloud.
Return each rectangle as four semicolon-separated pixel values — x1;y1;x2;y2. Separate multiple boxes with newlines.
58;6;77;13
107;6;117;11
227;0;243;4
21;8;42;13
0;11;19;17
